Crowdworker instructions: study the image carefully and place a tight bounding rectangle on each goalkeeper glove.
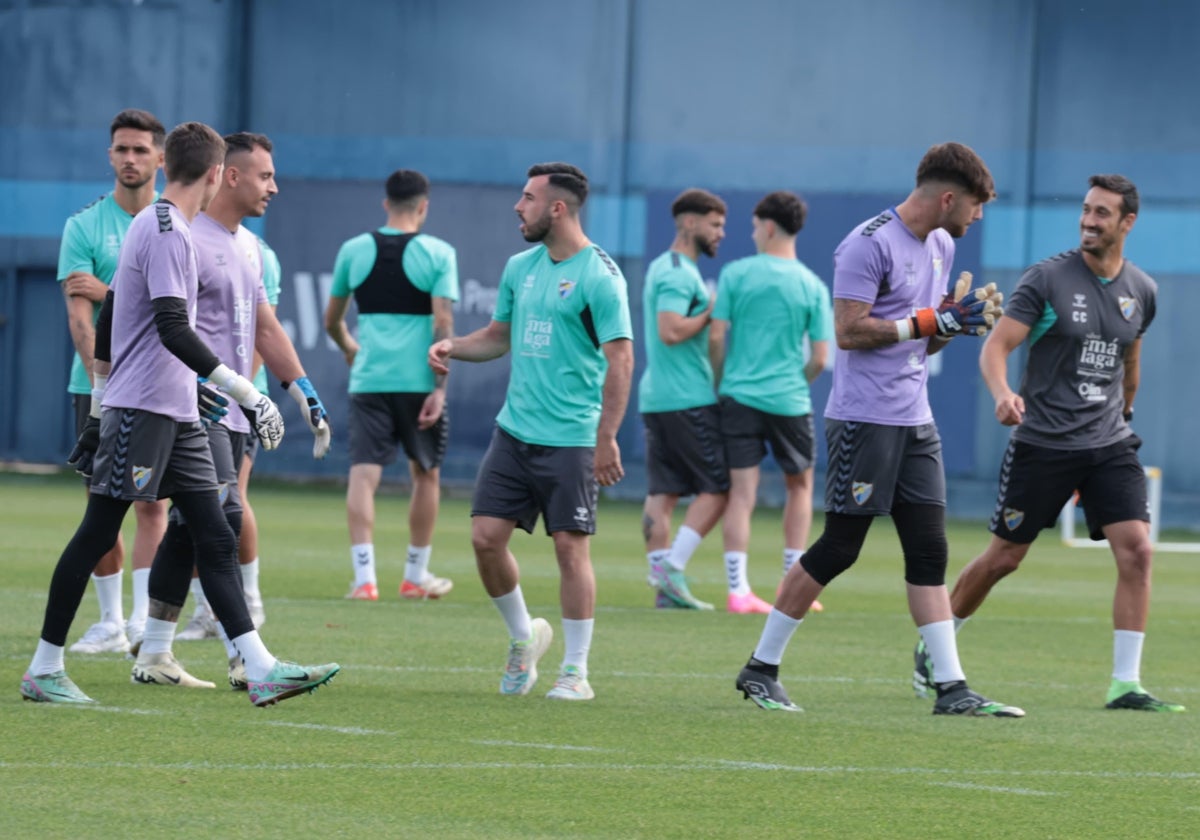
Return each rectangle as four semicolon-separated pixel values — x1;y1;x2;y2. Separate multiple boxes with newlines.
208;363;285;450
197;377;230;425
68;372;106;477
67;416;100;478
902;271;1004;339
283;376;332;460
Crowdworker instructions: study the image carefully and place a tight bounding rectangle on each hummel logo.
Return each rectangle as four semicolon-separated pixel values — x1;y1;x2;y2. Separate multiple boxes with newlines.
355;550;371;566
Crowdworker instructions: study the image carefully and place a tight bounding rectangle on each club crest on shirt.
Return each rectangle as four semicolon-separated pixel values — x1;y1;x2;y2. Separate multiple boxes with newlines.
1003;507;1024;531
852;482;873;505
218;482;230;505
558;279;575;299
132;466;153;491
1118;296;1136;320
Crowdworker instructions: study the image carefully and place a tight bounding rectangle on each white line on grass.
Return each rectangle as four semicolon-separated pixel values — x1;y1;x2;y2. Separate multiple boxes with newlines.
471;740;614;753
929;781;1060;796
262;721;392;736
0;758;1196;783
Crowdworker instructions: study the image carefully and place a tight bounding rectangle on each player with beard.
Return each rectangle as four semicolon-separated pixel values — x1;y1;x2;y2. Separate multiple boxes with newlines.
21;122;339;706
638;189;728;610
734;143;1019;717
428;162;633;701
911;175;1183;713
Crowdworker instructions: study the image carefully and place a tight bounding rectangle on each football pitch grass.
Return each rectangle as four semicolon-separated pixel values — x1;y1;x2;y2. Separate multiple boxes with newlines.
0;471;1196;838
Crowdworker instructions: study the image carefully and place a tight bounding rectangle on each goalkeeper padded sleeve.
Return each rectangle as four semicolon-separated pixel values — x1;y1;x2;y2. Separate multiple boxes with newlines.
152;297;222;375
94;290;114;363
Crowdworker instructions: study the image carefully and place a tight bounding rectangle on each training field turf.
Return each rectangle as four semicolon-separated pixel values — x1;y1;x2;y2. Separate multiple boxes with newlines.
0;471;1196;838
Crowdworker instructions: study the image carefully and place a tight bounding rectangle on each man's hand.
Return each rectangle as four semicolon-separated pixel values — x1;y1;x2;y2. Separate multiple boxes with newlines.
913;271;1004;338
594;435;624;487
284;377;331;459
418;389;446;430
67;416;101;477
197;377;230;424
428;339;453;375
994;392;1025;426
63;272;109;303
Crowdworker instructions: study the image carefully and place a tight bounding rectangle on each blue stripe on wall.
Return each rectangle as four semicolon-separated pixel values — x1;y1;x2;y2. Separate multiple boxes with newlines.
0;180;111;237
981;204;1199;274
5;180;1197;273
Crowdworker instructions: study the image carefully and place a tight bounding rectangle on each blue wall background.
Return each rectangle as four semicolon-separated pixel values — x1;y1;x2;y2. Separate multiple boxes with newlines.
2;0;1198;526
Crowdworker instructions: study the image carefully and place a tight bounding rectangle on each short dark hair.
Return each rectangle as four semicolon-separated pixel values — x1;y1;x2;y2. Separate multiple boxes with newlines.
223;132;273;161
1088;174;1139;216
916;142;995;203
110;109;165;147
385;169;430;207
671;188;726;218
527;162;589;207
164;122;225;186
754;191;807;236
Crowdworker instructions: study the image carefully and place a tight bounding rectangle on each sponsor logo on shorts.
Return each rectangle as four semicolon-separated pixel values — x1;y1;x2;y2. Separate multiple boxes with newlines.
574;506;590;527
558;279;575;299
1118;296;1136;320
852;482;873;505
1003;507;1024;531
218;482;229;504
131;465;153;491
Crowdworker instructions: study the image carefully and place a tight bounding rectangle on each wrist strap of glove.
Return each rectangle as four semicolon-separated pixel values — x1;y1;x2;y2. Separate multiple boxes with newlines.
209;363;261;409
89;372;108;419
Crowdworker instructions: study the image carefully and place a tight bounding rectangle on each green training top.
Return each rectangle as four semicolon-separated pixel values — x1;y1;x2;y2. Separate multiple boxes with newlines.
330;228;459;393
713;253;832;416
252;236;282;393
637;250;716;413
494;243;633;447
57;192;156;394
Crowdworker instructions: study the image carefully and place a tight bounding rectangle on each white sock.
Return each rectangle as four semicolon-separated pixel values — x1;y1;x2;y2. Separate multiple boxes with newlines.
215;622;238;659
783;548;803;576
725;551;750;596
30;639;65;676
752;609;802;665
953;615;968;633
140;617;176;657
240;558;261;599
351;543;376;587
646;549;669;575
561;618;594;677
93;571;124;627
231;630;275;681
1112;629;1144;683
919;620;966;684
129;568;150;629
404;544;432;585
189;578;210;615
492;586;532;641
666;526;703;572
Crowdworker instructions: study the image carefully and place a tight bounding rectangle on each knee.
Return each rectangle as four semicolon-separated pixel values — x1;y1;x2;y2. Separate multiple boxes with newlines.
800;532;860;586
1117;540;1153;580
471;524;506;558
192;520;237;563
135;499;167;527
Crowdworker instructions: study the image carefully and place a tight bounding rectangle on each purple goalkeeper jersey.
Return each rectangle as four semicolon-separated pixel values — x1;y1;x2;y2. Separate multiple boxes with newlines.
825;208;955;426
192;213;268;434
104;200;201;423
